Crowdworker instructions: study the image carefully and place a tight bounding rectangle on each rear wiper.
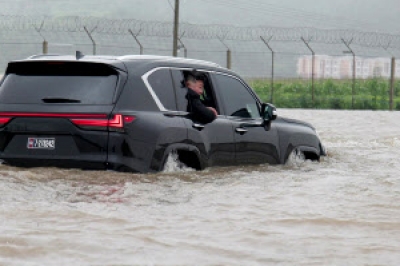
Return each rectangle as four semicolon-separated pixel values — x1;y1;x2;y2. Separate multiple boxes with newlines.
42;97;81;103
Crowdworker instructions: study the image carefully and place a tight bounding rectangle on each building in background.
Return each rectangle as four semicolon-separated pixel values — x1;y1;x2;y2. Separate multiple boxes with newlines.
297;55;400;79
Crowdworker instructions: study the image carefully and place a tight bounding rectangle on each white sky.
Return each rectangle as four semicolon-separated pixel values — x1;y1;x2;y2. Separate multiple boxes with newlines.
2;0;400;34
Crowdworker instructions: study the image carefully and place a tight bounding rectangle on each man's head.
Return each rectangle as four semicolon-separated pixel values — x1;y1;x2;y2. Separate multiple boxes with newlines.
186;71;205;95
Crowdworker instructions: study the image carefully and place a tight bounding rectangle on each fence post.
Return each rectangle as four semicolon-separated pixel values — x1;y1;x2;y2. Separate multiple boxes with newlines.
178;38;187;58
260;36;275;103
301;37;315;107
342;38;356;109
226;49;232;69
177;32;187;58
34;20;47;55
128;29;144;55
219;39;231;69
390;57;396;111
42;40;48;54
84;26;97;55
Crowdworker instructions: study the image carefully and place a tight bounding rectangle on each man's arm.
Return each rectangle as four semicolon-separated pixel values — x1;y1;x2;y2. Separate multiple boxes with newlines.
191;99;217;124
207;107;218;116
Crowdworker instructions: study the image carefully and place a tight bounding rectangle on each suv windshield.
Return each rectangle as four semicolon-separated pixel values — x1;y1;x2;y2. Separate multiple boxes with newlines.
0;62;119;105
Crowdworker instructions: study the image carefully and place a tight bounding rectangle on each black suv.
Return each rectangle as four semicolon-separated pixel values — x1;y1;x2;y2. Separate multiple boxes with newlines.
0;54;325;172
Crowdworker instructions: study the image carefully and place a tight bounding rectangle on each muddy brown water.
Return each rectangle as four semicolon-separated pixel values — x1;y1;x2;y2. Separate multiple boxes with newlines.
1;109;400;265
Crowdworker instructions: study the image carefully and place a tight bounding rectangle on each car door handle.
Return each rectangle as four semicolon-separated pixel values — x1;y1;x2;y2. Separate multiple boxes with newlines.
235;127;248;134
192;123;205;130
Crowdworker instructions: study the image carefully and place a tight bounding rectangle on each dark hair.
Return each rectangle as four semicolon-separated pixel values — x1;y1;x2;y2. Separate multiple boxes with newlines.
186;74;197;83
182;70;206;87
193;71;206;81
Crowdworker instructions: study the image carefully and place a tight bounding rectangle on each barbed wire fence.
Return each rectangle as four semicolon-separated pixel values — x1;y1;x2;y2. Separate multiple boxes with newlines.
0;15;399;110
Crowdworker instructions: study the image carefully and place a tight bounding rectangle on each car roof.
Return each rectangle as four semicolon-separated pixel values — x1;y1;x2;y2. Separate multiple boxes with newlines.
16;54;224;72
8;53;240;79
117;55;222;68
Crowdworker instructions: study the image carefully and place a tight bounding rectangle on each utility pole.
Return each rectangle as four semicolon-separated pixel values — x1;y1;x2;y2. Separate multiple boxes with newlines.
172;0;180;57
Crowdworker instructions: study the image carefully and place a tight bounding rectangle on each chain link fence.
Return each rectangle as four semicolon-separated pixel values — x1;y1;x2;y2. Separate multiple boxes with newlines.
1;15;399;110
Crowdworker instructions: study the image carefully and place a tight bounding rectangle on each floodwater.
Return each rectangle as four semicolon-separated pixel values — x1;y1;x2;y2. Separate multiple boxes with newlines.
1;109;400;266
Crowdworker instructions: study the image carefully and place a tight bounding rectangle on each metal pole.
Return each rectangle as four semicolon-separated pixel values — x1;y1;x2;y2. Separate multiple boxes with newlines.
34;20;47;54
342;38;355;109
260;36;275;103
42;40;48;54
128;29;143;55
84;26;96;55
390;57;396;111
272;51;275;102
301;37;315;107
172;0;180;57
219;39;231;69
178;38;187;58
227;49;232;69
383;45;395;111
353;54;355;109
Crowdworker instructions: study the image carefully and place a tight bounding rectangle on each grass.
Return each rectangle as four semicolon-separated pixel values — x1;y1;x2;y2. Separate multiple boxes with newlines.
248;78;400;110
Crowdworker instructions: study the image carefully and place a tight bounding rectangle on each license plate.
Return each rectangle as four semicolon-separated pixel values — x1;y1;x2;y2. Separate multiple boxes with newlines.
27;138;56;150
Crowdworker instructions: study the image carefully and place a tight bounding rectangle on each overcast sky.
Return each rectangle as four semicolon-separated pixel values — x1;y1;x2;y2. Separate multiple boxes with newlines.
2;0;400;34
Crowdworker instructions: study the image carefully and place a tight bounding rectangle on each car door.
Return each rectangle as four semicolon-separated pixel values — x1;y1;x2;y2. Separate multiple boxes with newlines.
170;69;235;167
211;72;280;165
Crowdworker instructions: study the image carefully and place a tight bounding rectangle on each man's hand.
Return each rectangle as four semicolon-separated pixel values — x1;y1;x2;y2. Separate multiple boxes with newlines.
207;107;218;116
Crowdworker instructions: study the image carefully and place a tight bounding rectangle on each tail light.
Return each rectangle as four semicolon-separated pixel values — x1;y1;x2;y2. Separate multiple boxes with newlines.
71;114;136;131
0;113;135;131
0;117;12;127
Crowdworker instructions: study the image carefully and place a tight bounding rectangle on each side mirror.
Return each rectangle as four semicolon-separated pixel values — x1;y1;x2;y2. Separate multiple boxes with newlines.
261;103;277;131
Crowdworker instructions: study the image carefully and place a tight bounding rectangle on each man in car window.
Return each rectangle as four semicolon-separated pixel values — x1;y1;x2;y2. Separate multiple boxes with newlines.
185;71;217;124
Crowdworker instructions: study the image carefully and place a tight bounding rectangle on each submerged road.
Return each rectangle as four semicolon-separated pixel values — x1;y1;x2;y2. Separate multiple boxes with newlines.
1;109;400;265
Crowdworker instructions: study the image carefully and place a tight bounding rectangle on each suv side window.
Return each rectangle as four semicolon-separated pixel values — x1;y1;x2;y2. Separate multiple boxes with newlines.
147;69;177;110
171;69;219;113
170;69;188;111
213;74;260;118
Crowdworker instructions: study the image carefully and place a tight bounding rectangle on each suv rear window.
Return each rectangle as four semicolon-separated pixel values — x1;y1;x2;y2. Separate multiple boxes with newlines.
0;62;119;105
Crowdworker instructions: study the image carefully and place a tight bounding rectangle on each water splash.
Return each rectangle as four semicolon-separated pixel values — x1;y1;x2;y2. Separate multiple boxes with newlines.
162;151;195;173
285;148;306;168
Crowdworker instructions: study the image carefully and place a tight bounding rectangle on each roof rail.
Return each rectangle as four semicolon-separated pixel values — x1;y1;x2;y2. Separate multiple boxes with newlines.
27;54;63;59
117;55;222;68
